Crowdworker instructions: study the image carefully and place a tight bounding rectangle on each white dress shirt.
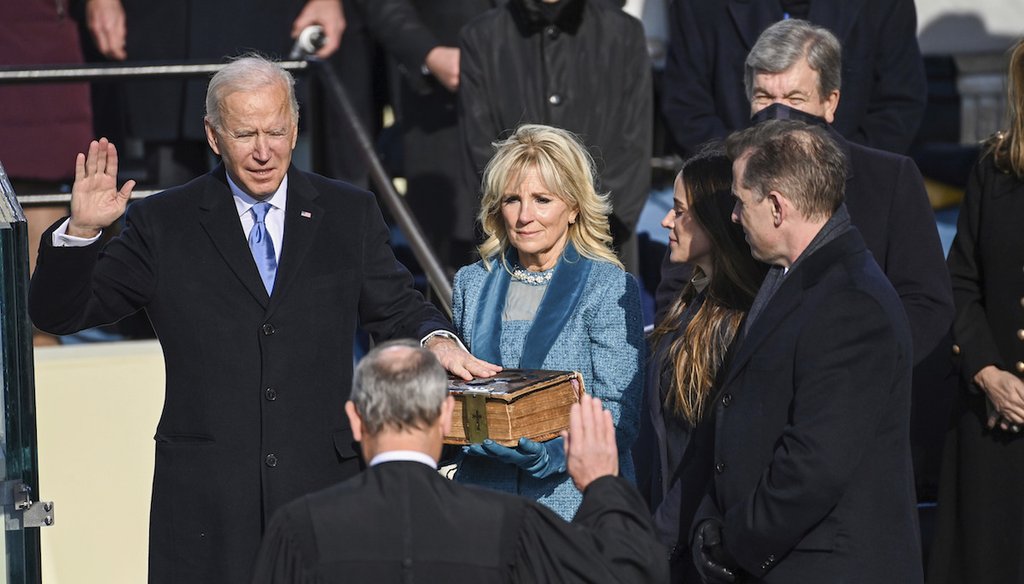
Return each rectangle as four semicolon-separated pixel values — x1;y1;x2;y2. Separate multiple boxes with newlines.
368;450;438;468
228;174;286;264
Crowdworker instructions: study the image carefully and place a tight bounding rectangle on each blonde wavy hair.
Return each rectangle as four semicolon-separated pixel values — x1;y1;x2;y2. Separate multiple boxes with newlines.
476;124;621;270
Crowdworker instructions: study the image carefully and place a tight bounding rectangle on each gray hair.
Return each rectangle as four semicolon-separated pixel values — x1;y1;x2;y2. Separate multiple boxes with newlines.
351;340;449;435
744;19;842;102
725;119;847;221
205;53;299;131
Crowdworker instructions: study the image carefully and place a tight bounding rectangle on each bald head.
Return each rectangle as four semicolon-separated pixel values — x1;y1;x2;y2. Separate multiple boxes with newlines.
350;340;449;436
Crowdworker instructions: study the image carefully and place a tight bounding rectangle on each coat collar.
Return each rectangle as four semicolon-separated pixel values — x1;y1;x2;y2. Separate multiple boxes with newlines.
510;0;586;36
829;125;857;183
749;106;858;184
197;164;323;314
721;228;868;384
471;242;594;368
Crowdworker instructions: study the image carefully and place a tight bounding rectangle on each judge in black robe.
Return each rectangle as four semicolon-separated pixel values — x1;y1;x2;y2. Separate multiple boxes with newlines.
251;341;667;583
254;462;662;583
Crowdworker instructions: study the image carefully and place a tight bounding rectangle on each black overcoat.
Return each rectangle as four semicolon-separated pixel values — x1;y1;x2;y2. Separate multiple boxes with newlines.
694;228;923;583
252;461;669;583
928;154;1024;583
28;166;451;583
661;0;927;156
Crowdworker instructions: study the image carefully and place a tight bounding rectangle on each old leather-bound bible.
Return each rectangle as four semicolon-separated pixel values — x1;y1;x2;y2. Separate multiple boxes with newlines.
445;369;584;446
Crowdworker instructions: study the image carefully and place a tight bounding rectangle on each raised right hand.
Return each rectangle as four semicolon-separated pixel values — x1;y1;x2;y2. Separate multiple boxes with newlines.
68;138;136;238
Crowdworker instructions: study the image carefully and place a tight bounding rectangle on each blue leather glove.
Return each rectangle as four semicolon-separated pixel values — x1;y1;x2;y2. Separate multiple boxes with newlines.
465;437;567;479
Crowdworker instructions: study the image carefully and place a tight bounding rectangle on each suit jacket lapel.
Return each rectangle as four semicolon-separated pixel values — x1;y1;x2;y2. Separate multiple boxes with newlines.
728;0;783;52
519;247;592;368
198;167;270;308
720;230;863;387
721;275;804;386
266;168;323;318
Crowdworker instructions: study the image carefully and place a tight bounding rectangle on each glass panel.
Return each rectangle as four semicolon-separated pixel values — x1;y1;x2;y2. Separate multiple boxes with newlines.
0;161;42;584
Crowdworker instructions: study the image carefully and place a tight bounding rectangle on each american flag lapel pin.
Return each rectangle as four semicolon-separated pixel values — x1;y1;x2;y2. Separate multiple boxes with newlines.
300;211;312;218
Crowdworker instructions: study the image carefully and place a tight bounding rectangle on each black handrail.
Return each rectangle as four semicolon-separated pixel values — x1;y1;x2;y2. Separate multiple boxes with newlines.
307;59;452;312
0;59;453;315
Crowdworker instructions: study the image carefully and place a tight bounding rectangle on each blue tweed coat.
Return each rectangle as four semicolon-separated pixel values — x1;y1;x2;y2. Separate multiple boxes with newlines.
452;256;645;520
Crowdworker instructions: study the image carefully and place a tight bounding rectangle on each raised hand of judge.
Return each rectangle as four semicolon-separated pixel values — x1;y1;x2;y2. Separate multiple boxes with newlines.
563;394;618;492
68;138;136;239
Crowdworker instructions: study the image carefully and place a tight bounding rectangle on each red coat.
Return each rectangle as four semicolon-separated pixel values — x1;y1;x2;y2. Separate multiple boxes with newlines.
0;0;92;182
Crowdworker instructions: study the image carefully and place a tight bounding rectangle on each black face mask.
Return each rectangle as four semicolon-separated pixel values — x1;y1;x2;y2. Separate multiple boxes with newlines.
749;102;829;128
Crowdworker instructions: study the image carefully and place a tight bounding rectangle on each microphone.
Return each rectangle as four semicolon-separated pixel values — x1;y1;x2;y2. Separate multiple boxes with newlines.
290;25;326;59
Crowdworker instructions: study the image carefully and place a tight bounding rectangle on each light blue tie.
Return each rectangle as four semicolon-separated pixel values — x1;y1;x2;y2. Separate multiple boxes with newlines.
248;202;277;294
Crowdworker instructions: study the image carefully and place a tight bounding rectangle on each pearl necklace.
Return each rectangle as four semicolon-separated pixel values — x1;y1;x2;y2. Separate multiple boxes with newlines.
511;266;555;285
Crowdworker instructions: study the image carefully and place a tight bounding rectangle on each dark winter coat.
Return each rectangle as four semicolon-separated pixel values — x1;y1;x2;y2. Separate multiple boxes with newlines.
28;165;451;583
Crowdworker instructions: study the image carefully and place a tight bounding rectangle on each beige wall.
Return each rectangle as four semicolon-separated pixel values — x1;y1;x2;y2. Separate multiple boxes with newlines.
34;341;164;584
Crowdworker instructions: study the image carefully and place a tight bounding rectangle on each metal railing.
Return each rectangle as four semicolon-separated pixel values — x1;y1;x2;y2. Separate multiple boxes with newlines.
0;58;453;315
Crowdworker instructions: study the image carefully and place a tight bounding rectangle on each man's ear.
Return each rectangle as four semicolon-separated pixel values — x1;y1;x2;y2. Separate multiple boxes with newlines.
438;396;456;437
204;118;222;156
822;89;840;124
345;401;363;443
768;191;785;227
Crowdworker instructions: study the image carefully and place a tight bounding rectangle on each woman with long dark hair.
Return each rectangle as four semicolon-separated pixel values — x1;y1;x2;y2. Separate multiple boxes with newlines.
644;150;767;580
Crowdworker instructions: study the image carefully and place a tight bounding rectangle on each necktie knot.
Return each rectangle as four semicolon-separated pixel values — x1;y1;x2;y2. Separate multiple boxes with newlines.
251;201;271;224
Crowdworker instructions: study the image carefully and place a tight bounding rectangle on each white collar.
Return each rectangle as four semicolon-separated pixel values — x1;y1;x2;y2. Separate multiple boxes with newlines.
228;174;288;216
369;450;438;469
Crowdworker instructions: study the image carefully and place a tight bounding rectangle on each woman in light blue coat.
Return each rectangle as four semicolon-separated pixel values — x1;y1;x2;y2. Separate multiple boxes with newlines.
452;124;645;520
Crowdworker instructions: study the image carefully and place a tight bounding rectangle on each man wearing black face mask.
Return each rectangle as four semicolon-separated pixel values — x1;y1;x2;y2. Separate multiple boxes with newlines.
654;19;952;366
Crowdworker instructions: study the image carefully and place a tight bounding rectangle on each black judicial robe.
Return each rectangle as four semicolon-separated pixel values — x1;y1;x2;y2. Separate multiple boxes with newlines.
252;461;669;583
